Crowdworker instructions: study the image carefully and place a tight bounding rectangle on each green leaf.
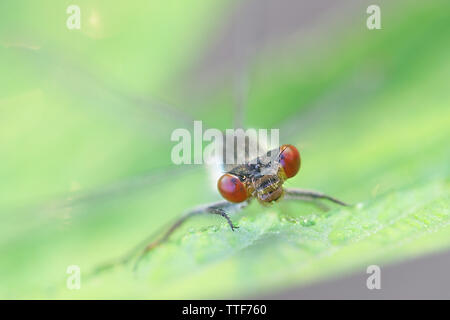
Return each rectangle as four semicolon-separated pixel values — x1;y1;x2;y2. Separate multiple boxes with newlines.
1;0;449;299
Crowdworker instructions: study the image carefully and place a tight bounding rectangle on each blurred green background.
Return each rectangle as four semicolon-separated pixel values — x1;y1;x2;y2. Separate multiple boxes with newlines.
0;0;449;299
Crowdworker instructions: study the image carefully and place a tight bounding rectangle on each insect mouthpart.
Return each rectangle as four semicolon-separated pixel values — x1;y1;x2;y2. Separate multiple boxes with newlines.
252;174;284;203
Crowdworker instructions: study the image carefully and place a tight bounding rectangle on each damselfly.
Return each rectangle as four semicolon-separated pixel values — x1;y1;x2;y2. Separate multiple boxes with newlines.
93;19;350;274
93;127;349;274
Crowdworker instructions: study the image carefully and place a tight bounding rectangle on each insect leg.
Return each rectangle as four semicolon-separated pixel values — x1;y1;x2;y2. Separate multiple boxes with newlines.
139;201;242;256
92;201;247;274
129;201;245;269
283;194;330;211
284;188;350;207
208;207;239;231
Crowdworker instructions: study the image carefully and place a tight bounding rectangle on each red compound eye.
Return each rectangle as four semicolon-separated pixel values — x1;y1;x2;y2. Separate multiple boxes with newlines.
279;144;301;178
217;174;248;203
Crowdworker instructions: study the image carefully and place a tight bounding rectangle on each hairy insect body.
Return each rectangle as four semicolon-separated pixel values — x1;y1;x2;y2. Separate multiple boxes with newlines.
228;152;287;204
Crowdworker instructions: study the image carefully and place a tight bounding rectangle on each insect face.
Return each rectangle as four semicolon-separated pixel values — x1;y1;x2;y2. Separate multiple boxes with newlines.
217;144;302;204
